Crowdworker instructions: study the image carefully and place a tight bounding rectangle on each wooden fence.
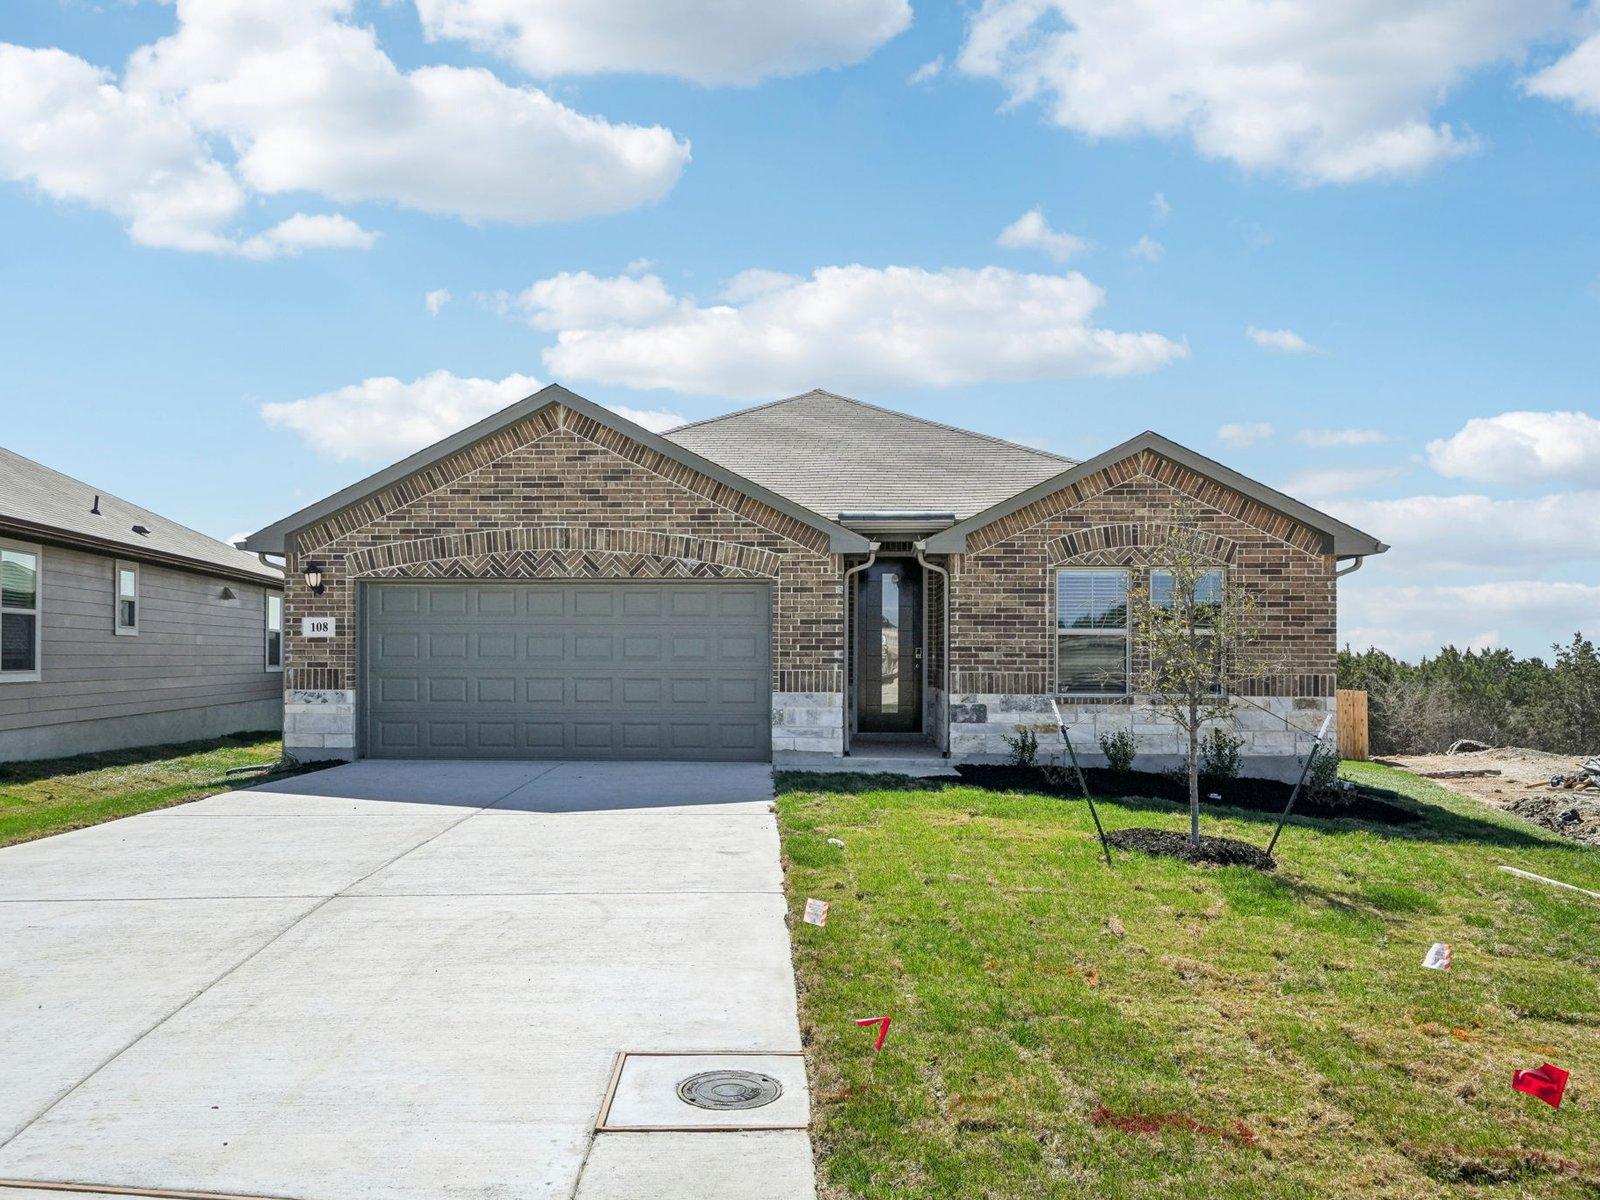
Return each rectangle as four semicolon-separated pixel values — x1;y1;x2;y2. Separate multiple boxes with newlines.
1336;689;1369;760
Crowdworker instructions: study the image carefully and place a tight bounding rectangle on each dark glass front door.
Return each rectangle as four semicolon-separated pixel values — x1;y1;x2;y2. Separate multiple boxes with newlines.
857;560;922;733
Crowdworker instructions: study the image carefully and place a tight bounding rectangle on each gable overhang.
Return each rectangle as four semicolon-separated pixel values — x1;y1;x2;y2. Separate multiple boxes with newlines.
836;511;957;538
921;431;1390;559
241;383;872;555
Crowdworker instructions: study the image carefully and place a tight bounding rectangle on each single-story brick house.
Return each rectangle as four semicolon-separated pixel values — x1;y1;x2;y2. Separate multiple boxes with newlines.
1;447;285;763
241;385;1385;776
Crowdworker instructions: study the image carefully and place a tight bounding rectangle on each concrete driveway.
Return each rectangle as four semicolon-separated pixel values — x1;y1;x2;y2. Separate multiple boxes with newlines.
0;761;814;1200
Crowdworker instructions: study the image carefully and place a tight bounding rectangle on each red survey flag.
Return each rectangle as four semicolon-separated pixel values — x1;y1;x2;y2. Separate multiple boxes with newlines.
1512;1062;1569;1109
855;1015;891;1050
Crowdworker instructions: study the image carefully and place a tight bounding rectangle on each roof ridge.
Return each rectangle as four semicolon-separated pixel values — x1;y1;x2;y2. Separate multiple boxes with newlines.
664;389;1079;464
662;388;837;433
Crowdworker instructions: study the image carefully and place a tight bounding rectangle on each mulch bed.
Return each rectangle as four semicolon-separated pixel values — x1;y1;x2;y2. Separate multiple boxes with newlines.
954;763;1421;824
1105;827;1277;870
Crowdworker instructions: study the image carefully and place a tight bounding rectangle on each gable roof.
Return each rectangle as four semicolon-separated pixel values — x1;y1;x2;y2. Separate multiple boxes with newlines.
922;431;1390;558
663;389;1075;522
241;384;872;555
0;446;282;585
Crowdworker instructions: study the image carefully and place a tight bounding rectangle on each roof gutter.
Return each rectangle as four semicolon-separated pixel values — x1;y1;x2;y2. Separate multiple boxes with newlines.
0;517;282;588
836;511;957;537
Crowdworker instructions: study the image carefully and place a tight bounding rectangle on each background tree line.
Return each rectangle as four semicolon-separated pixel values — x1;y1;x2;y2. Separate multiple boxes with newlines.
1338;633;1600;756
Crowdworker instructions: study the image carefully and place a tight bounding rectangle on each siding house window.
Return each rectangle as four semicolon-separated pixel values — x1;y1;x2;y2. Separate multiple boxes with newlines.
1;541;41;681
265;593;283;671
115;561;139;634
1056;570;1128;695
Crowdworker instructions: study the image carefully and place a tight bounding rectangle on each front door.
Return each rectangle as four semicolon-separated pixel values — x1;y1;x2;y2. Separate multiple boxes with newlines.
856;560;922;733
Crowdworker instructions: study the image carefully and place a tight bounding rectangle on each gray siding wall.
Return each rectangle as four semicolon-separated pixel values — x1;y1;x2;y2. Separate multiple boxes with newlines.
0;543;282;761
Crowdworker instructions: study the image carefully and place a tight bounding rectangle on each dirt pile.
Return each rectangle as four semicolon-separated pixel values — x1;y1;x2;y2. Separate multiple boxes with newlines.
1507;792;1600;845
1378;747;1600;847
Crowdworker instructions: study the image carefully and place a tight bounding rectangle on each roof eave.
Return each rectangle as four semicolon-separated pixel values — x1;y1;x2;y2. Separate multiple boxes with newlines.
922;431;1390;558
0;517;283;586
241;384;871;556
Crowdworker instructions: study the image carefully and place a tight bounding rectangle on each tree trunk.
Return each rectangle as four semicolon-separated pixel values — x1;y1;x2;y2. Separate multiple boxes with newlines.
1188;721;1201;847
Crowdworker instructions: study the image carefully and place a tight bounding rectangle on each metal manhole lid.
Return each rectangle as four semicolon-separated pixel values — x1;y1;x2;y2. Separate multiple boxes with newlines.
676;1069;784;1111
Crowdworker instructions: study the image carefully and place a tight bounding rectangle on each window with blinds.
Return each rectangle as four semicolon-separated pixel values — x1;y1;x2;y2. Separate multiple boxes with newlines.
1056;570;1128;694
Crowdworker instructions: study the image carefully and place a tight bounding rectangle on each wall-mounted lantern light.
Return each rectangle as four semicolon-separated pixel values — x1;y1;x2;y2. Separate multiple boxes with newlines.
303;562;326;595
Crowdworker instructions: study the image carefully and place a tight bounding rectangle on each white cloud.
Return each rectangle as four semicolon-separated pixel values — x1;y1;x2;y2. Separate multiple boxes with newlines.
1296;428;1392;448
1341;580;1600;660
415;0;911;85
260;369;690;459
996;209;1088;262
1321;490;1600;572
518;265;1187;400
1127;235;1163;262
1246;326;1318;353
957;1;1575;184
1425;410;1600;485
624;257;656;275
238;213;379;260
606;405;688;433
261;370;544;460
1151;191;1171;224
0;2;688;253
1525;31;1600;113
1279;464;1407;497
425;288;452;316
909;56;945;85
1216;422;1273;448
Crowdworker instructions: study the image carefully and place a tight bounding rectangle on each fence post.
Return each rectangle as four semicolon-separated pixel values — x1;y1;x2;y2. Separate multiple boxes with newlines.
1336;689;1369;761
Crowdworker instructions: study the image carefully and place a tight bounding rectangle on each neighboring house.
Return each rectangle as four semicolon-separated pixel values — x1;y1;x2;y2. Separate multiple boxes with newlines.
0;448;285;763
241;386;1386;778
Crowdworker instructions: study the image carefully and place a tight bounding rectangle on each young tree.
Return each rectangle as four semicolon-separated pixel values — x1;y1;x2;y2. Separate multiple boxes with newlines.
1128;511;1271;847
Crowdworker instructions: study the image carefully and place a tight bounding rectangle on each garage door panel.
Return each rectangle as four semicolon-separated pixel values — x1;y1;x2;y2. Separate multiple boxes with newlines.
364;582;770;761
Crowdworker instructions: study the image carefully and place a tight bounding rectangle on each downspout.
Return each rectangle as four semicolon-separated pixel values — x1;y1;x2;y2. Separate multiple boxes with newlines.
1334;555;1365;578
915;544;951;757
840;543;880;756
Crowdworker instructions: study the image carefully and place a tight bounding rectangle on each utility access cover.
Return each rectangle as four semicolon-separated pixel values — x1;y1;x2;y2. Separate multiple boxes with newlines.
597;1052;808;1131
677;1069;784;1111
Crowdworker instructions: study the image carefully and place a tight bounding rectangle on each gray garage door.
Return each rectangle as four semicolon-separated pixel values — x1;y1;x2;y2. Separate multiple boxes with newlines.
363;581;771;761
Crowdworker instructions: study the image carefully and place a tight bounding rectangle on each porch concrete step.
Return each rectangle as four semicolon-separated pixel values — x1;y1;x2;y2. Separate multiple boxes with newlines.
773;751;959;779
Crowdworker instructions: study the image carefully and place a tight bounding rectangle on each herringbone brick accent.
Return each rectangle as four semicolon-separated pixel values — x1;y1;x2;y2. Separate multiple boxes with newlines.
282;404;841;692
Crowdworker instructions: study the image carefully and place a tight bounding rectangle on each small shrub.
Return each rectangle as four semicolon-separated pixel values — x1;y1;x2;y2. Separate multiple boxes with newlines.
1003;726;1039;768
1201;727;1244;780
1307;744;1339;792
1099;729;1140;774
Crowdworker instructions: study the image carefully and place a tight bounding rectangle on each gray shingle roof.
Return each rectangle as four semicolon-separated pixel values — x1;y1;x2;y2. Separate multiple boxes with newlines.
663;390;1076;521
0;446;282;584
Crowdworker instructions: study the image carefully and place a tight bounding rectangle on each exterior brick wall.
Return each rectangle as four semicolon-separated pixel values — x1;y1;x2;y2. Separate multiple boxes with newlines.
949;449;1336;697
942;449;1339;776
278;402;844;759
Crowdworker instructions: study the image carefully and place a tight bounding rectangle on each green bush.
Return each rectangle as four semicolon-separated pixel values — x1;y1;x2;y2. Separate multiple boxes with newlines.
1002;726;1039;768
1201;727;1244;780
1098;728;1140;773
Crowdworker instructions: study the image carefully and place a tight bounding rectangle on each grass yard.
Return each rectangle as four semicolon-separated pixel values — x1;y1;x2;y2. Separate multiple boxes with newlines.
777;762;1600;1199
0;733;289;846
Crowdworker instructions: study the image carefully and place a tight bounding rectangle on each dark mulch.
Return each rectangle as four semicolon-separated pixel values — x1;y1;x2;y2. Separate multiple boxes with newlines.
1105;827;1277;870
954;763;1421;824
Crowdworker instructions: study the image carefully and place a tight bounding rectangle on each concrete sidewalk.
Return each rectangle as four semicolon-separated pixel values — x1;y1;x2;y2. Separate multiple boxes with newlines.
0;761;814;1200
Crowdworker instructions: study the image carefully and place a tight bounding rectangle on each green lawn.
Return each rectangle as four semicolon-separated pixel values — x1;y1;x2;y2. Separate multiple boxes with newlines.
777;762;1600;1199
0;733;290;846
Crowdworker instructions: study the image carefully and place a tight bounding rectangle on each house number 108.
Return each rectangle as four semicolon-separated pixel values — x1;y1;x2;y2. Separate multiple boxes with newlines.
301;617;336;638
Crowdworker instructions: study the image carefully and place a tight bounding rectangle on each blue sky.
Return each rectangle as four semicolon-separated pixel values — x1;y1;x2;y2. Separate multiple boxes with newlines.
4;1;1600;661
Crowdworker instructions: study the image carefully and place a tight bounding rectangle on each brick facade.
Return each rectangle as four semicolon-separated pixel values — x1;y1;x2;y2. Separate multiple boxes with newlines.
272;414;1345;774
279;402;844;759
944;449;1338;779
